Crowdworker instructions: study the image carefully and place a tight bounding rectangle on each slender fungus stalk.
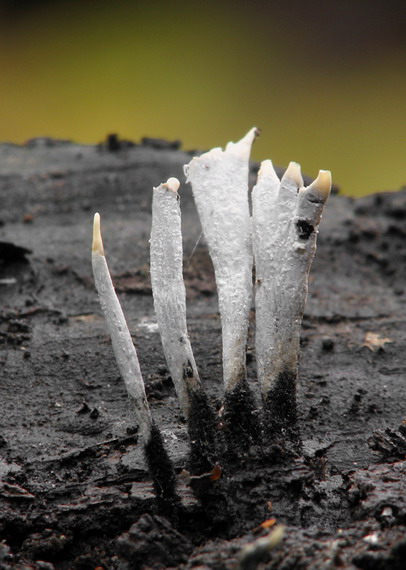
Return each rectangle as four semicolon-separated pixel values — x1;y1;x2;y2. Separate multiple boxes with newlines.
252;166;331;440
91;213;178;510
150;178;217;472
185;128;258;394
150;177;201;419
92;213;152;441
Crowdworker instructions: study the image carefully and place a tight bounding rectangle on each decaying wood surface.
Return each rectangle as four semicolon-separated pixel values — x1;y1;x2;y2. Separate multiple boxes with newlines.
0;137;405;569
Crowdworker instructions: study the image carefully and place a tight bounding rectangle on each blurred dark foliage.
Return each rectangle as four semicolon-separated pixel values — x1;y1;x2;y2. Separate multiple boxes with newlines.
0;0;47;12
1;0;405;59
268;0;406;60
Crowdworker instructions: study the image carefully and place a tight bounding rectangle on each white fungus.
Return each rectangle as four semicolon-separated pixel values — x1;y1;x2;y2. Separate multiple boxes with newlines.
91;127;331;447
252;164;331;399
185;128;259;392
91;213;152;440
150;178;202;419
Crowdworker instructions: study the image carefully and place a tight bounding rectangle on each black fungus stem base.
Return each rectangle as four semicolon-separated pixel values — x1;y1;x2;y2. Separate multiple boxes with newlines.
222;378;261;461
187;386;218;475
263;369;301;452
144;423;180;518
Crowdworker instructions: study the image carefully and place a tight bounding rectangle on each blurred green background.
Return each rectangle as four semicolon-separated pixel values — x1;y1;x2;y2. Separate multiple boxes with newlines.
0;0;405;196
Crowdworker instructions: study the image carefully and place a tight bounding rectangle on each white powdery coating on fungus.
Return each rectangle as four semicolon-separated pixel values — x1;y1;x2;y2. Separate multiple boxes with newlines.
150;180;201;419
185;128;258;391
252;166;331;397
92;214;152;440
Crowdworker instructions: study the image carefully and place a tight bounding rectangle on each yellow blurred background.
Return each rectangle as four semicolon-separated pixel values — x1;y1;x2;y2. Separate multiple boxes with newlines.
0;0;405;196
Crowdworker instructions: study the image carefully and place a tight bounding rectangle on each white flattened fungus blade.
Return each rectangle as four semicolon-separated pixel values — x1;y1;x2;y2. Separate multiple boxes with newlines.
150;177;202;420
185;127;259;391
91;213;152;440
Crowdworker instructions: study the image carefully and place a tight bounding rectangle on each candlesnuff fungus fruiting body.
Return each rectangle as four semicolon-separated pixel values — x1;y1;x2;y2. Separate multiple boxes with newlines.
185;128;258;394
92;213;152;441
185;128;261;447
150;177;217;472
91;213;178;508
252;162;331;435
150;177;203;420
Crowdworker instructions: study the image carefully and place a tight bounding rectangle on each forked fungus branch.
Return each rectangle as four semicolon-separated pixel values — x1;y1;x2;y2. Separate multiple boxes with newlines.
252;161;331;432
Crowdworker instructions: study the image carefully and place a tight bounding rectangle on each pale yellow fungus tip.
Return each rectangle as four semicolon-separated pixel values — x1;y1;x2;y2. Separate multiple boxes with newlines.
307;169;332;202
163;177;180;193
282;161;304;187
92;212;104;255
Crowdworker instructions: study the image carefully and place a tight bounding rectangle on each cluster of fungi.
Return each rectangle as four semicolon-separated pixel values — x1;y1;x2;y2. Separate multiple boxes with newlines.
91;128;331;542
